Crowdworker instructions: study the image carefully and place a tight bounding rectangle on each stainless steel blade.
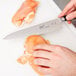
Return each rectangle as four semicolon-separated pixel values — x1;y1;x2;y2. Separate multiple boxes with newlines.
4;18;64;39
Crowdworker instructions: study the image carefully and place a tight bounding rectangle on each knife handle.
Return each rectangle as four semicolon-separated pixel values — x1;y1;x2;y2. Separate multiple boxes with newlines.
63;16;76;21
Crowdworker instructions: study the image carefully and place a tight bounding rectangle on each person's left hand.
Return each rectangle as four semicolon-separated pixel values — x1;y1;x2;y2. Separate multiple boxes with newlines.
33;44;76;76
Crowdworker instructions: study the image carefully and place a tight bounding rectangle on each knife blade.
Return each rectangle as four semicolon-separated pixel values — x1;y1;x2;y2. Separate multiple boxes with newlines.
4;17;66;39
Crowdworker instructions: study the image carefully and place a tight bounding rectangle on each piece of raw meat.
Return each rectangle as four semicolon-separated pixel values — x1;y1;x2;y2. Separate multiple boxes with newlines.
12;0;39;26
17;35;50;76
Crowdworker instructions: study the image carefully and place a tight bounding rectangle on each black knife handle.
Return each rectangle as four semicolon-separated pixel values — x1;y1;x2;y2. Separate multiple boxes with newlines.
63;16;76;21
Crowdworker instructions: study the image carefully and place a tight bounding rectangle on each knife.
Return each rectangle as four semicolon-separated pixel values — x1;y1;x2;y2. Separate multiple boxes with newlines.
3;17;67;39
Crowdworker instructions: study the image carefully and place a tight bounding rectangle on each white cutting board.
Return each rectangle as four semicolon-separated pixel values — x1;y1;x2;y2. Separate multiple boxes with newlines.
0;0;62;38
0;0;76;76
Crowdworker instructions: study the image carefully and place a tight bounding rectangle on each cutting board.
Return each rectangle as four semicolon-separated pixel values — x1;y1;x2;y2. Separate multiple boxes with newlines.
0;0;76;76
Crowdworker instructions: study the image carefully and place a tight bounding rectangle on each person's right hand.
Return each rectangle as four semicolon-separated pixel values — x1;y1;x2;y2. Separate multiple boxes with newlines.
59;0;76;24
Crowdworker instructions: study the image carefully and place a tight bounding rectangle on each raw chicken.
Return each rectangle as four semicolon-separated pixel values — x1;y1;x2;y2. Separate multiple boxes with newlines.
17;35;50;76
12;0;39;26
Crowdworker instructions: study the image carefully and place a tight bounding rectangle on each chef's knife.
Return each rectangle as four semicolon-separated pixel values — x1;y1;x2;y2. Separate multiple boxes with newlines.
4;17;67;39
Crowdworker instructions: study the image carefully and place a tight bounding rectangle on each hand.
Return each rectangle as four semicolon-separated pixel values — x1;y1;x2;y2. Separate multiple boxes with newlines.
33;44;76;76
59;0;76;24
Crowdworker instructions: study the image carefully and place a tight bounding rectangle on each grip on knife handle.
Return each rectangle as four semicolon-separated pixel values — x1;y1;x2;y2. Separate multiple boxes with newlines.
63;16;76;21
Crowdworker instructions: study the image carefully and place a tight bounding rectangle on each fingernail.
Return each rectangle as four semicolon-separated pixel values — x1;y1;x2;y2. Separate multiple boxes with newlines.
34;59;38;64
66;16;70;20
38;67;41;71
32;52;36;56
66;16;69;20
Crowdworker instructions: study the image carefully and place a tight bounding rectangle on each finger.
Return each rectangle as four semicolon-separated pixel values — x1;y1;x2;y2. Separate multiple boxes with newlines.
66;7;75;15
58;0;74;17
67;20;72;24
33;49;61;63
34;58;51;67
37;66;52;75
33;50;53;59
66;11;76;20
66;9;75;23
34;44;53;52
34;44;63;54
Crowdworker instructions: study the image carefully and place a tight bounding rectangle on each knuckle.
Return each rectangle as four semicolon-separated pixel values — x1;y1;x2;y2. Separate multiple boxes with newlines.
54;45;63;52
